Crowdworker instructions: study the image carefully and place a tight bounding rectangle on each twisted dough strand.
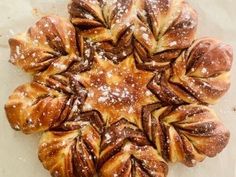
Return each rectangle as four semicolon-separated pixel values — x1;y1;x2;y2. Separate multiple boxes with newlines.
148;38;233;104
69;0;198;67
98;118;168;177
39;111;105;177
142;103;230;166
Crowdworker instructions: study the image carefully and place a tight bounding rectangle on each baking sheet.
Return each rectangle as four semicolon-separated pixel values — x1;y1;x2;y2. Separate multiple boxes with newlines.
0;0;235;177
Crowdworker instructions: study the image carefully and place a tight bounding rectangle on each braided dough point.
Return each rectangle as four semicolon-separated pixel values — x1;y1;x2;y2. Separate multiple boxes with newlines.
142;104;230;167
5;82;72;134
38;111;104;177
148;37;233;104
9;16;79;75
98;118;168;177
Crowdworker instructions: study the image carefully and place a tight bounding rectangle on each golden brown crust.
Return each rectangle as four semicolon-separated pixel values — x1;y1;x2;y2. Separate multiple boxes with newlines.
142;104;230;166
148;38;233;104
4;1;233;177
69;0;198;67
5;82;73;134
38;111;104;177
4;75;90;133
134;0;198;71
98;118;168;177
78;55;157;128
39;116;168;177
5;16;98;134
9;15;78;74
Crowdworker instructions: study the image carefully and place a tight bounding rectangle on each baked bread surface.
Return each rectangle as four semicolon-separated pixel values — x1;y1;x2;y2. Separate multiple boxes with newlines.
4;0;233;177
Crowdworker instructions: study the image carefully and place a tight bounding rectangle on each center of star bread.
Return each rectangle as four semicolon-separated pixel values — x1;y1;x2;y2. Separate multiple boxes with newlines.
77;55;157;127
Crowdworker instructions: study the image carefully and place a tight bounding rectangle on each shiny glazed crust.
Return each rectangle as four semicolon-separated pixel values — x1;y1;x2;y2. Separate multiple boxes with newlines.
148;38;233;104
142;104;230;166
4;1;233;177
69;0;198;69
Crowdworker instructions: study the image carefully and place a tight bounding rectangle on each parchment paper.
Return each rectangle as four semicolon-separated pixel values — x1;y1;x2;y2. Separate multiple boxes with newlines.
0;0;235;177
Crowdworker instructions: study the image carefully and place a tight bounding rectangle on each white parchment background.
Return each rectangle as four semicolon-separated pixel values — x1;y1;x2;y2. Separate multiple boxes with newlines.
0;0;235;177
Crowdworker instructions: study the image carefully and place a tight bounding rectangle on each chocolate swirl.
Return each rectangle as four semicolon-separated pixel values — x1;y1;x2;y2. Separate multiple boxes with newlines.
5;82;74;133
98;118;168;177
148;38;233;104
69;0;198;67
38;111;104;177
142;103;230;166
9;16;78;74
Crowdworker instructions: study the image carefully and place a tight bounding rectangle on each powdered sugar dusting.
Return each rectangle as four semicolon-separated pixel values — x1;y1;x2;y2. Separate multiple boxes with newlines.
79;55;156;124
